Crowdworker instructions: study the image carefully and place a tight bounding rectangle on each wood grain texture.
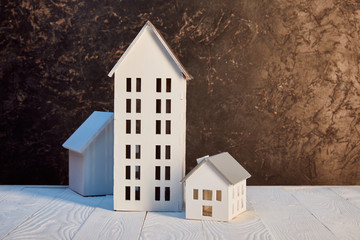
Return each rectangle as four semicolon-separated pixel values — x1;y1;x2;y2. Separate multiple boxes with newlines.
140;212;203;240
3;189;103;240
202;200;273;240
0;185;24;202
248;187;337;240
0;187;66;239
287;187;360;240
330;186;360;209
74;195;145;240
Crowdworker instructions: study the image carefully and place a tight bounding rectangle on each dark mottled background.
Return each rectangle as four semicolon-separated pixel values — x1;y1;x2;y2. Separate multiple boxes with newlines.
1;0;359;185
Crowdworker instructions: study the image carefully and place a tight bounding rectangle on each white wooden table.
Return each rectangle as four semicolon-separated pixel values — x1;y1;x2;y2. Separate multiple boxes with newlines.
0;186;359;240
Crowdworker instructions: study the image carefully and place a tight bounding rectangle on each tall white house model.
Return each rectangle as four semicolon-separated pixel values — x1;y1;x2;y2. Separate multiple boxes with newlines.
181;152;251;221
108;21;192;211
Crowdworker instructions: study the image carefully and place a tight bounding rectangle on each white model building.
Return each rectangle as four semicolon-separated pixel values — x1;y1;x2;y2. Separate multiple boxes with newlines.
62;111;114;196
108;21;192;211
181;152;251;221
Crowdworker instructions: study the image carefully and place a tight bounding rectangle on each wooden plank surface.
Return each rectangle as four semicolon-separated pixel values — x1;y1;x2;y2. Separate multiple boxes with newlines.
1;185;360;240
74;195;146;240
331;186;360;209
287;187;360;240
248;187;337;240
140;211;203;240
202;200;273;240
3;188;104;240
0;185;24;202
0;186;66;239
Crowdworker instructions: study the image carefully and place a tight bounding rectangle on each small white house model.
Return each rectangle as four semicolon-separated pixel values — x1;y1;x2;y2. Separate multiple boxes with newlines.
181;152;251;221
63;111;114;196
108;21;192;211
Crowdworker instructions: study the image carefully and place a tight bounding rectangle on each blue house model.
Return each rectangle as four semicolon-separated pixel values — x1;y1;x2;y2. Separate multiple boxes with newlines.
63;111;114;196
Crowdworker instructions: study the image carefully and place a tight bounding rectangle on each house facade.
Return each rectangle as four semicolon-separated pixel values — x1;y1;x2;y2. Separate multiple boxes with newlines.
108;21;192;211
62;111;114;196
182;152;250;221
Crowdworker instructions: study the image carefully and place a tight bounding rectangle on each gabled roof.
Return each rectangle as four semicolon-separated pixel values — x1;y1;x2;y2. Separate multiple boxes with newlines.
181;152;251;185
62;111;113;153
108;21;192;80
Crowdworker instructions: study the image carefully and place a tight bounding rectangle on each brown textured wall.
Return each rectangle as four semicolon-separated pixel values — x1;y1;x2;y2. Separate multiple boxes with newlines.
1;0;359;184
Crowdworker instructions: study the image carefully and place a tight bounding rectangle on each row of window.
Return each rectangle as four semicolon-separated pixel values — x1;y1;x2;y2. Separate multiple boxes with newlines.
125;166;140;180
155;166;171;180
125;145;141;159
125;186;171;201
125;78;171;93
125;166;171;181
193;189;222;202
125;120;171;135
233;185;245;198
155;186;170;201
126;99;171;114
156;78;171;93
125;145;171;160
126;78;141;92
156;120;171;134
233;199;244;214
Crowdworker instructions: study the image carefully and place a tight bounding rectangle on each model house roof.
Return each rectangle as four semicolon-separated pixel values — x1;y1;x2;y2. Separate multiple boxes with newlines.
62;111;114;153
182;152;251;185
108;21;193;80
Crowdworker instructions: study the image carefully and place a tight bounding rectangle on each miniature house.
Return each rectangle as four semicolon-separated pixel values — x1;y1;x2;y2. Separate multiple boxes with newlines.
62;111;114;196
181;152;251;221
108;21;192;211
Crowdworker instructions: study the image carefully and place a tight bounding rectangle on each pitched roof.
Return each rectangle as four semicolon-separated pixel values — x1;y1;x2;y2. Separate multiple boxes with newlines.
108;21;193;80
62;111;113;153
181;152;251;185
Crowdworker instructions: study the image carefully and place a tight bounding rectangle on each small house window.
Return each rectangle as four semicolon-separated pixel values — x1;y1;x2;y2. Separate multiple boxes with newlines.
155;166;160;180
156;120;161;134
165;166;170;180
166;120;171;134
242;185;244;195
166;99;171;113
125;186;130;200
165;145;171;159
126;99;131;113
126;78;131;92
232;204;234;214
233;188;235;199
126;120;131;134
241;199;244;208
203;190;212;201
165;187;170;201
156;99;161;113
216;190;222;201
238;186;240;196
237;200;239;211
125;166;131;180
136;78;141;92
166;78;171;92
193;189;198;200
136;145;141;159
135;166;140;180
135;186;140;200
155;187;160;201
156;78;161;92
155;145;161;159
136;99;141;113
202;206;212;217
136;120;141;134
126;145;131;159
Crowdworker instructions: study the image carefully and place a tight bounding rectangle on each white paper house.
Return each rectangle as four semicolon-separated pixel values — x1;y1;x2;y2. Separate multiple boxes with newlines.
108;21;192;211
62;111;114;196
181;152;251;221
